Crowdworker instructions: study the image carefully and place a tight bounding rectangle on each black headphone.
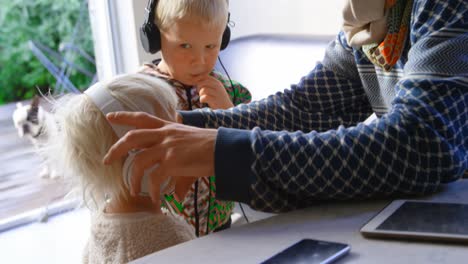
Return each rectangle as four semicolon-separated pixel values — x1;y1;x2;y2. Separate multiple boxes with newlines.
140;0;231;54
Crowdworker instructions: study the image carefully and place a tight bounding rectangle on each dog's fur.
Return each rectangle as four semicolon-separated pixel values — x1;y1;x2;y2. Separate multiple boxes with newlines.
12;96;61;179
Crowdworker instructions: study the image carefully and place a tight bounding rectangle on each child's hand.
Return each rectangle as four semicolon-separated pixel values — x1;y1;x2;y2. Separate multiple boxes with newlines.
196;76;234;109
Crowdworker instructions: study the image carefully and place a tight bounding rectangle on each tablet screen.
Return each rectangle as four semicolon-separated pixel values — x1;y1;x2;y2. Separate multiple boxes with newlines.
376;201;468;235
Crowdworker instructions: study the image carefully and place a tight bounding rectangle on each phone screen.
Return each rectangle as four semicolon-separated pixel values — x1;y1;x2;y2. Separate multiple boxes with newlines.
261;239;350;264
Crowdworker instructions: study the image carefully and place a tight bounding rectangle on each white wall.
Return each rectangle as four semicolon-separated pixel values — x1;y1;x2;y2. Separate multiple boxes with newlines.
89;0;345;80
229;0;345;39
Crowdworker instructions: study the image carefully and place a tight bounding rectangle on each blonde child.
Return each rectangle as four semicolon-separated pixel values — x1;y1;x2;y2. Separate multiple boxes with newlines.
139;0;252;236
43;73;195;263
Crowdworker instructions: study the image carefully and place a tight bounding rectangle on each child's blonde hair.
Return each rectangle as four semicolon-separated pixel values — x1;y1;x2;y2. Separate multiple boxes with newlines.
44;73;178;210
155;0;229;31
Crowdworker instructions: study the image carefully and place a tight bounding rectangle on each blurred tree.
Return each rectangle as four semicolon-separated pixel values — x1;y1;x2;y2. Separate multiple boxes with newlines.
0;0;95;104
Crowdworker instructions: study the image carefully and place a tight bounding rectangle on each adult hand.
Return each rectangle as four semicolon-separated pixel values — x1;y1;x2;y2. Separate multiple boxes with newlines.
196;75;234;109
174;176;197;201
102;111;217;203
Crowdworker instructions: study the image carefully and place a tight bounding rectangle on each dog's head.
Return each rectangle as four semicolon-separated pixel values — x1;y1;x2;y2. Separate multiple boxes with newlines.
12;96;43;138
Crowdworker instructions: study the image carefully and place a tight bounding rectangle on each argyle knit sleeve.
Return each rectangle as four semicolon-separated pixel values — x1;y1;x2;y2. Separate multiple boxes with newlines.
182;0;467;212
181;34;373;133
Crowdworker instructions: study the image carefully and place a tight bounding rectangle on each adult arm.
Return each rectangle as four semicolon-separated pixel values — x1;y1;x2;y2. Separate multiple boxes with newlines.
182;33;373;133
184;0;468;212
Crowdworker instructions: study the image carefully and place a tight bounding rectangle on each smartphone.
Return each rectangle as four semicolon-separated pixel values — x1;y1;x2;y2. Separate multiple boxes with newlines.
261;239;350;264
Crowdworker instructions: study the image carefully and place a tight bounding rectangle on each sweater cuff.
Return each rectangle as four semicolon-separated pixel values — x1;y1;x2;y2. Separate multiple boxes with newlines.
215;127;253;204
178;110;205;128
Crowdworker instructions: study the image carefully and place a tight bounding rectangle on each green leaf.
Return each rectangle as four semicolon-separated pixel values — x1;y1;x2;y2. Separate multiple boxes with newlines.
0;0;95;104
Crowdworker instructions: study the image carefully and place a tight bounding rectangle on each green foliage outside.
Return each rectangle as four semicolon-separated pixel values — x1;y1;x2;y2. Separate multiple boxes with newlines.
0;0;95;105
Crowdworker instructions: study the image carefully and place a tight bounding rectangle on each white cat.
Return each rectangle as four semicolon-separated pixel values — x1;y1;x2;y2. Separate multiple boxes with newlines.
12;96;61;179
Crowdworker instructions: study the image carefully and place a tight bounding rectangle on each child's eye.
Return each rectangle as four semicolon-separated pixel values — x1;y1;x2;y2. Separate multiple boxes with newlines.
180;43;191;49
206;44;216;49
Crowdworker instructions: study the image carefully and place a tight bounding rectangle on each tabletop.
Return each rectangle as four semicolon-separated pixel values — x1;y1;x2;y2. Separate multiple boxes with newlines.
133;179;468;264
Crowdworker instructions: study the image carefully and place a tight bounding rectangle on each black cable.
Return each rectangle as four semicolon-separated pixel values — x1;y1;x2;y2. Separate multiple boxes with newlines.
217;56;236;103
238;202;250;223
185;87;200;237
185;87;193;110
206;176;212;234
194;179;199;237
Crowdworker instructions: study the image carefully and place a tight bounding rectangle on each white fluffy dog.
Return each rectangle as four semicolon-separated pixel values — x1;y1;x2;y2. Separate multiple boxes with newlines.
12;96;61;179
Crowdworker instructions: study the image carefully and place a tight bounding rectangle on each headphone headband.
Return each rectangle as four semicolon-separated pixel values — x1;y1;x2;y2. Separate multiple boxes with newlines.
84;82;156;137
140;0;231;54
83;82;163;196
84;83;130;138
144;0;157;28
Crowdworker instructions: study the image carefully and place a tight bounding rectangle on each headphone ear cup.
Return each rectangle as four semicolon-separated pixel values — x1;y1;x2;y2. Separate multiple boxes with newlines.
122;151;171;196
140;23;162;54
122;152;151;195
220;25;231;50
139;25;151;53
122;155;135;192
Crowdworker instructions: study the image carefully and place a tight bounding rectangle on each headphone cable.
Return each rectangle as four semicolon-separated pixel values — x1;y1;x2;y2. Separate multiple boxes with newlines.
184;87;201;237
217;56;236;103
238;202;250;223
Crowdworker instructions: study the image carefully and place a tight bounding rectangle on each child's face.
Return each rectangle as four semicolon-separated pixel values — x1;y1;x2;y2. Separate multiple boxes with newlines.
159;16;225;86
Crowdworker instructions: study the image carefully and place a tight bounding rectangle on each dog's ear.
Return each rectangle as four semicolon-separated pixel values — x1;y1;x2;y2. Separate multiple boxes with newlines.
27;96;41;124
16;102;23;109
31;95;40;109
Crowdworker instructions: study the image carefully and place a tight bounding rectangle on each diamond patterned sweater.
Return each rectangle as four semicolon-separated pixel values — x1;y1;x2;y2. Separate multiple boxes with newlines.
180;0;468;212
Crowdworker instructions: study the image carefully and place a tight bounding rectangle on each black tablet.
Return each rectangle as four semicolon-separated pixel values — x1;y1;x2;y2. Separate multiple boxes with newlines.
360;200;468;243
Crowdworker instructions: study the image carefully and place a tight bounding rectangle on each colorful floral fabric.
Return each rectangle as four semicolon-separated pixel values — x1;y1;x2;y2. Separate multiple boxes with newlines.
363;0;413;71
140;63;251;236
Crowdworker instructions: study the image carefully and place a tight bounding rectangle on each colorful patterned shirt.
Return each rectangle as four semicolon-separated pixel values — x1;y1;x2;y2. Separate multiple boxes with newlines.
140;62;252;235
180;0;468;213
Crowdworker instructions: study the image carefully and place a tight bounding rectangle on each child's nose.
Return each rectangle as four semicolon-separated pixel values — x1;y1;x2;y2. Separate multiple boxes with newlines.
191;51;206;66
